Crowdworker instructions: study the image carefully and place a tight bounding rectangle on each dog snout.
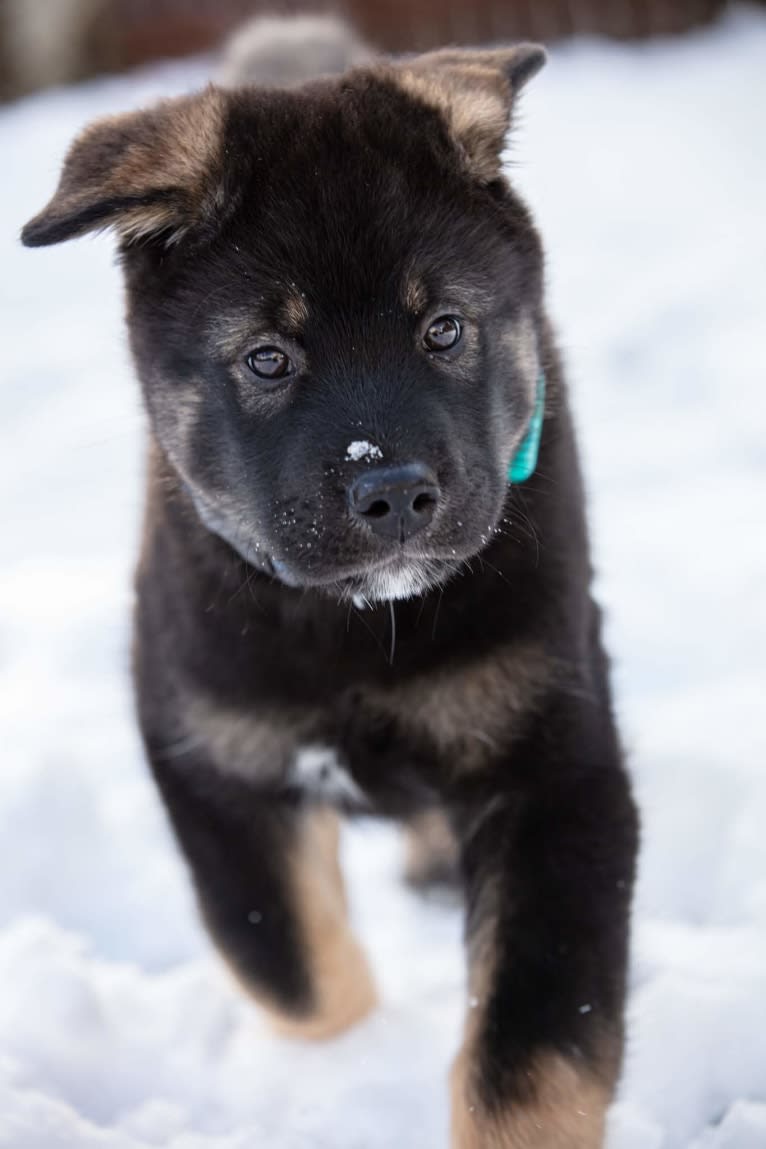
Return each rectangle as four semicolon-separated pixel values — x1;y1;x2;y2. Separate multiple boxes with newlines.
348;463;440;542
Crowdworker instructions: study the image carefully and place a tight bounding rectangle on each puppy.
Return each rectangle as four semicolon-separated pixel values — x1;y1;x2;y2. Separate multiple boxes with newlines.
23;31;638;1148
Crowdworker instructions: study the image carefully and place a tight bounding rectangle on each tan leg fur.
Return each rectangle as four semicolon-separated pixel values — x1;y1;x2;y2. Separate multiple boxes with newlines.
451;1045;610;1149
263;807;377;1041
403;808;460;888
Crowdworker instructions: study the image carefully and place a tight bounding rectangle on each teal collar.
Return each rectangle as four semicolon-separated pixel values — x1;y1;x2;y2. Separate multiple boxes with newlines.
507;371;546;483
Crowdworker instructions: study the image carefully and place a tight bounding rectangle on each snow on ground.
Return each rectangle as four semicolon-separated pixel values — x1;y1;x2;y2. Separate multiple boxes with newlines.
1;7;765;1147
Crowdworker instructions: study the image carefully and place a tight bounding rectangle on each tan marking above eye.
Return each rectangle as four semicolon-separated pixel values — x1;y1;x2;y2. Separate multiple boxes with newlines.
280;291;310;335
206;310;303;364
404;276;428;313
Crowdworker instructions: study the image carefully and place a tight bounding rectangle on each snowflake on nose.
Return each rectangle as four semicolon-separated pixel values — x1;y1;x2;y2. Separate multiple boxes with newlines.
345;440;383;463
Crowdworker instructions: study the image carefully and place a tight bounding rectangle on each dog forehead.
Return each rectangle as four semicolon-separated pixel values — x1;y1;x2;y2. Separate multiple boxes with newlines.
223;79;468;231
227;71;444;155
217;176;497;315
159;81;525;331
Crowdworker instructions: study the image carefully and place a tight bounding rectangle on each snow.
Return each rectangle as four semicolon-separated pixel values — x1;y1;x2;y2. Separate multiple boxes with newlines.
345;440;384;462
1;7;765;1146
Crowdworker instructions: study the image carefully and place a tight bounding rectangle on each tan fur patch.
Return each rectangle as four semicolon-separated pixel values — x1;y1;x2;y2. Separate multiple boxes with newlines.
388;46;545;184
501;311;542;456
207;295;307;360
453;899;616;1148
502;312;539;394
216;808;376;1041
280;290;310;335
169;689;312;782
207;310;265;359
24;86;226;245
451;1048;610;1149
262;808;378;1041
403;808;459;886
403;275;428;314
395;642;557;772
396;61;508;183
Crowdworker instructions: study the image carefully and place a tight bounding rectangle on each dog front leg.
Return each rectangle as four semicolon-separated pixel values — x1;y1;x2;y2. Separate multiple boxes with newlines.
150;759;377;1040
449;698;638;1147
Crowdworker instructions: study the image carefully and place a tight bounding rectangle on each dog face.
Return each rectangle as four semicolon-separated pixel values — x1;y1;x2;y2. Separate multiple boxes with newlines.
23;47;546;602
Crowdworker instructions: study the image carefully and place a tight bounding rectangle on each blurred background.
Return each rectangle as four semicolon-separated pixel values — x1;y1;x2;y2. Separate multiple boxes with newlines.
0;0;752;100
1;3;765;1148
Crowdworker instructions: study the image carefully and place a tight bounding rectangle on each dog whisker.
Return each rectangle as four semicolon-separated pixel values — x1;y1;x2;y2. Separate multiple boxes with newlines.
388;600;397;665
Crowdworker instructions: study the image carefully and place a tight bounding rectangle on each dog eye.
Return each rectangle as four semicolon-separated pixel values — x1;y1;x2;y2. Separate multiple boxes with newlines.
423;316;462;352
245;347;292;380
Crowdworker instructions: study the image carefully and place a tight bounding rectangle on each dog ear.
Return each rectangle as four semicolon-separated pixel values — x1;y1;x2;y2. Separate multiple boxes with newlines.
392;44;546;182
21;86;227;248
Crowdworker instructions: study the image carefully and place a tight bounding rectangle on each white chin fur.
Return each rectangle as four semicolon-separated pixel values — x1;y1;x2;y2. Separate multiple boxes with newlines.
186;489;439;603
359;565;431;603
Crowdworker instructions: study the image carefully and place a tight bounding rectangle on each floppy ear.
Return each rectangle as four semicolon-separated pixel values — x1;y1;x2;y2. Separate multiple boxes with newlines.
21;86;227;248
392;44;546;182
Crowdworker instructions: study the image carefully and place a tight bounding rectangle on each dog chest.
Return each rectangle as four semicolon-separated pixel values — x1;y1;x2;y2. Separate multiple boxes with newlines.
172;639;554;802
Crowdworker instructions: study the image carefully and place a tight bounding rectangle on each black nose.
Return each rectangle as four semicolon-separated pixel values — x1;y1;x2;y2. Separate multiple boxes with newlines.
348;463;440;542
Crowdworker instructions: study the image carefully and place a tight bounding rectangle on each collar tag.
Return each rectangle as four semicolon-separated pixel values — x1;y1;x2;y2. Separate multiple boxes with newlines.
507;371;546;483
